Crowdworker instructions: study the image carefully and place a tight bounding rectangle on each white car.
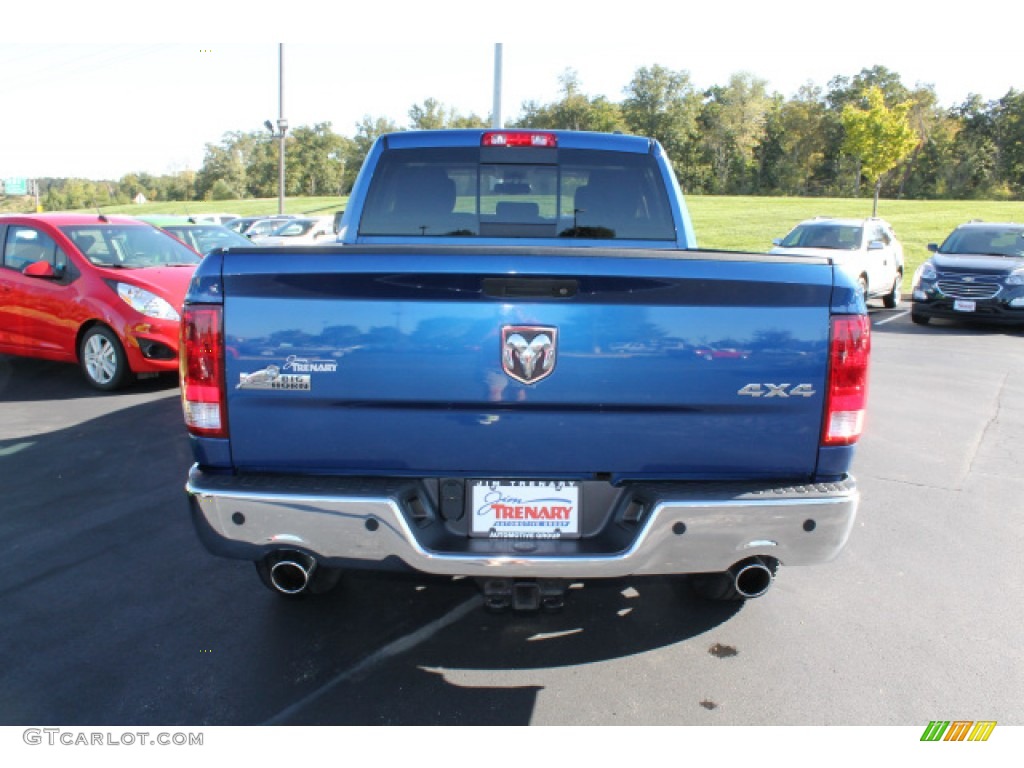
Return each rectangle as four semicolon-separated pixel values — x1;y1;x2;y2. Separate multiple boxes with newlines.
187;213;240;226
251;216;336;246
770;217;904;308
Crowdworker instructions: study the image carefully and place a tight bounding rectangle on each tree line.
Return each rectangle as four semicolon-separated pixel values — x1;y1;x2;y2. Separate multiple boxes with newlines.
35;64;1024;210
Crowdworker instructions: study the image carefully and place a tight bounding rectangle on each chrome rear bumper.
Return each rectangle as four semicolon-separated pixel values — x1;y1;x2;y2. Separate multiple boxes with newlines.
187;466;858;578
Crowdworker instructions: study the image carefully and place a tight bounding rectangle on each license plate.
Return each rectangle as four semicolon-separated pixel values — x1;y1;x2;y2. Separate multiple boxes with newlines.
471;480;580;539
954;299;977;312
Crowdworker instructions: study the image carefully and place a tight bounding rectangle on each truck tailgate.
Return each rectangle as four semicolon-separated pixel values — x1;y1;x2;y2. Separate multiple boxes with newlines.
219;246;833;481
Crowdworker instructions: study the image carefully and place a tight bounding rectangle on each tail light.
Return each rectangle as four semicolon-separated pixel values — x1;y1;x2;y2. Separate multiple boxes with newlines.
823;315;871;446
181;306;227;438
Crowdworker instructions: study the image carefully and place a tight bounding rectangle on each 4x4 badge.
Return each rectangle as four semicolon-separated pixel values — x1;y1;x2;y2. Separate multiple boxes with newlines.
502;326;557;384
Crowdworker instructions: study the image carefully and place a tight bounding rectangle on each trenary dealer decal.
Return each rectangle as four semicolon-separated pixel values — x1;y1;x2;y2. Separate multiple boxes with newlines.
283;355;338;373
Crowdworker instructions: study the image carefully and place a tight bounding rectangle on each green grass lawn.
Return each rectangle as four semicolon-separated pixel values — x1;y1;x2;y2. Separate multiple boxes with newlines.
688;195;1024;278
61;193;1024;279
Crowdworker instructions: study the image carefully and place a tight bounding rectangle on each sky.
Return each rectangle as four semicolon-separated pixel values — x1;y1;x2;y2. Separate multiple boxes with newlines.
1;1;1019;181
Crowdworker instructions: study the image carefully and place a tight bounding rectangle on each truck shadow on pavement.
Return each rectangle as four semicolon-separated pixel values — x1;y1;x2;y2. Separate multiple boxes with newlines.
253;571;744;725
0;376;744;727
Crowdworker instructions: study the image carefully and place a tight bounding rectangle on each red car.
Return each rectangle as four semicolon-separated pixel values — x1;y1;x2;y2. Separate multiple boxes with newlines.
0;213;201;390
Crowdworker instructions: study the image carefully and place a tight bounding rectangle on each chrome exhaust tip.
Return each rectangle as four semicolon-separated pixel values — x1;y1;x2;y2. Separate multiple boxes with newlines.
730;556;776;598
268;552;317;595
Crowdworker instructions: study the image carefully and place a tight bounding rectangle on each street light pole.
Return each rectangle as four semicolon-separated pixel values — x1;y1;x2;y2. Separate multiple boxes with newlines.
276;44;287;215
492;43;503;129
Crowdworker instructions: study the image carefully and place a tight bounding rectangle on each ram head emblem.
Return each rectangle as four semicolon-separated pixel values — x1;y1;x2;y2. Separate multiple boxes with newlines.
502;326;557;384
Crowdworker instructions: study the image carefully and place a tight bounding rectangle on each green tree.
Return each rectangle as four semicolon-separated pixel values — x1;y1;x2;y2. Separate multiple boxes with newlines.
897;110;960;199
841;86;919;215
289;123;348;196
699;72;772;193
409;98;450;130
510;70;624;132
893;85;942;198
92;182;113;207
244;137;279;198
409;97;451;129
621;65;702;188
119;173;148;201
42;187;66;211
828;66;911;111
449;113;489;129
408;98;488;130
772;83;829;195
947;95;999;198
61;179;93;209
342;116;400;193
196;132;251;200
992;89;1024;197
208;179;240;201
824;67;916;197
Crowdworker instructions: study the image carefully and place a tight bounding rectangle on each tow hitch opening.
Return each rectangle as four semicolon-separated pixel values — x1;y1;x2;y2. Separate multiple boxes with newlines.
479;578;568;613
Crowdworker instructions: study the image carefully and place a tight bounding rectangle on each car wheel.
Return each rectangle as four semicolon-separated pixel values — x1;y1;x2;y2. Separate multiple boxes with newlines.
911;312;931;326
79;326;132;391
883;272;902;309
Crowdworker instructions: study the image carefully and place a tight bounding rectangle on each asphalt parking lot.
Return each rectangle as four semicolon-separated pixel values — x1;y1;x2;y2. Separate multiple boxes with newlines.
1;305;1022;727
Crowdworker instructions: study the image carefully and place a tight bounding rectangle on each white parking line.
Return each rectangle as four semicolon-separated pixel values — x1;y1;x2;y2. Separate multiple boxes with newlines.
262;593;483;725
873;310;910;326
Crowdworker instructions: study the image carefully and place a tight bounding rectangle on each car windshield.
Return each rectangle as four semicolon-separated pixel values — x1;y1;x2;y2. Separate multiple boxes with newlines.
61;225;201;267
939;227;1024;257
248;219;290;235
226;218;256;233
779;224;863;250
270;220;316;237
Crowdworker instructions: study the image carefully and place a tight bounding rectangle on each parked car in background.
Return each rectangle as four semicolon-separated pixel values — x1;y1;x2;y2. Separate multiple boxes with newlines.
249;216;336;246
770;217;904;308
136;215;254;255
912;221;1024;326
225;215;296;238
187;213;240;226
0;213;201;390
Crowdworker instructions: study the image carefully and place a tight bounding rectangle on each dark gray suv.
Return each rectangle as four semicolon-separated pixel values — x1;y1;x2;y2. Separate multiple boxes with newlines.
912;221;1024;325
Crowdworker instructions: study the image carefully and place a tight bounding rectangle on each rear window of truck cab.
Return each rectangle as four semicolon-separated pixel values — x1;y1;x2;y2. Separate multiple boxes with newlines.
357;147;676;240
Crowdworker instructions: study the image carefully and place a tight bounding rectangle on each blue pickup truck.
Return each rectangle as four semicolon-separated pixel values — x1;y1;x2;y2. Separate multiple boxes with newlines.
181;129;870;610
